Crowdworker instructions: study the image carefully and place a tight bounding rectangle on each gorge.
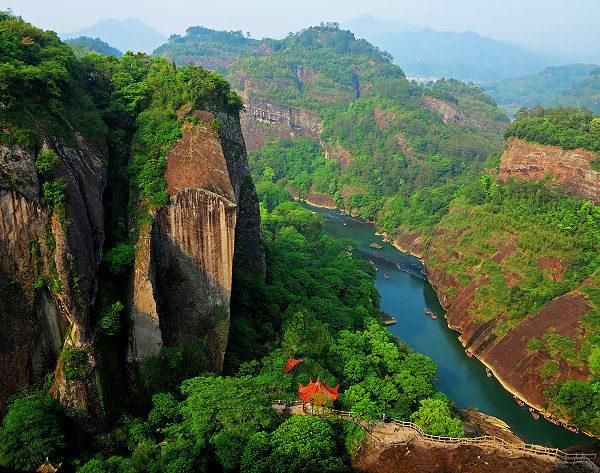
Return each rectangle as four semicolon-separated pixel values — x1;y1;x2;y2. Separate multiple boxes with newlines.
1;11;600;473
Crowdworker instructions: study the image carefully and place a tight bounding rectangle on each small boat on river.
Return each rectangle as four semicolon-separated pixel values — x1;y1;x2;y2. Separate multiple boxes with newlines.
486;368;493;378
424;308;437;320
529;408;540;420
369;243;383;249
384;274;390;280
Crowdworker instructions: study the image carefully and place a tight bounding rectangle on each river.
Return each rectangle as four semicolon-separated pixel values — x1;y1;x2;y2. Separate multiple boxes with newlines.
306;204;589;448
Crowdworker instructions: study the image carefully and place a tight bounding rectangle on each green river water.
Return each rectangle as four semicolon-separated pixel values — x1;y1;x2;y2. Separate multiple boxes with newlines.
307;204;591;448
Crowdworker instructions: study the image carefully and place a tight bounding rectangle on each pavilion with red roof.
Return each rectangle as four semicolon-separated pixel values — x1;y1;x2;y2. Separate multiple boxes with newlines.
298;377;339;411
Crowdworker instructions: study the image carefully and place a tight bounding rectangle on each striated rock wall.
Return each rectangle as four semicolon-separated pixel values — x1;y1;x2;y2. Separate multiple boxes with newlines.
239;94;323;150
422;216;592;412
499;138;600;204
129;111;264;371
0;136;107;414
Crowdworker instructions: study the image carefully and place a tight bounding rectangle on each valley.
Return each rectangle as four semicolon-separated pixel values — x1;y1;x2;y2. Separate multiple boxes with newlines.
0;6;599;473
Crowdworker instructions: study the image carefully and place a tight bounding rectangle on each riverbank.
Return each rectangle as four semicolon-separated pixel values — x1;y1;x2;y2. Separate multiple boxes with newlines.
394;229;596;440
302;201;592;446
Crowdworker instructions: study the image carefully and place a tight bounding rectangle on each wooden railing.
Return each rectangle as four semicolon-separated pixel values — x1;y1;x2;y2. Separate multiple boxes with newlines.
271;401;596;465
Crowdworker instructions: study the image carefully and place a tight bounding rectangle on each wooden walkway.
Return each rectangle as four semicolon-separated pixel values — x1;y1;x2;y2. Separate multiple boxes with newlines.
272;401;597;467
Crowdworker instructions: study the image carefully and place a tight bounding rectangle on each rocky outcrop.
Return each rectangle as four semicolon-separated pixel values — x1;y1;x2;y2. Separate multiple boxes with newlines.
238;94;323;150
305;190;336;209
0;135;107;414
499;138;600;204
422;95;508;134
129;110;264;371
422;96;469;127
423;218;592;413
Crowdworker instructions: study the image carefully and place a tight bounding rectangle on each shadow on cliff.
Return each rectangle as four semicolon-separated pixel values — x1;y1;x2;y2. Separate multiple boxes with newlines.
150;227;232;373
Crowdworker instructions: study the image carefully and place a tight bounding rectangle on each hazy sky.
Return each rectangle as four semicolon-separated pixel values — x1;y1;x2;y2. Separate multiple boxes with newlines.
4;0;600;56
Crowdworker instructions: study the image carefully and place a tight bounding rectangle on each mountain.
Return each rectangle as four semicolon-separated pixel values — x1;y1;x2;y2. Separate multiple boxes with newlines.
61;18;166;54
65;36;122;57
485;64;600;116
0;12;263;418
0;15;478;473
155;25;600;436
346;16;559;83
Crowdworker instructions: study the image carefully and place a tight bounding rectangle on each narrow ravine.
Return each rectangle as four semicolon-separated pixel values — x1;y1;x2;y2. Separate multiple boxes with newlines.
306;204;590;448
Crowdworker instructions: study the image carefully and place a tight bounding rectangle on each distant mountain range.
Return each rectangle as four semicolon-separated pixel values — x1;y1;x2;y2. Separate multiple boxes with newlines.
61;18;166;54
345;16;561;83
484;64;600;116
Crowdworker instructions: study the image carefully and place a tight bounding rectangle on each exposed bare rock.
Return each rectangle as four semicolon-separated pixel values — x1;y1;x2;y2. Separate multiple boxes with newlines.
422;95;469;126
499;138;600;204
305;190;336;209
129;111;264;371
0;136;107;414
239;94;323;150
129;224;161;361
374;108;396;129
325;143;353;169
290;65;320;84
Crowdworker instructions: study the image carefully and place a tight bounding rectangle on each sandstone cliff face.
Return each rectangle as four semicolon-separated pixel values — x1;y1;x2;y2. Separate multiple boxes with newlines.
0;135;107;414
238;93;323;150
129;111;264;371
422;218;592;411
499;138;600;204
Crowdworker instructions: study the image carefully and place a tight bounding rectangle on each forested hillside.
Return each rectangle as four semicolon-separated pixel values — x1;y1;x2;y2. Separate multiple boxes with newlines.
157;24;509;228
486;64;600;116
155;25;600;435
0;14;467;472
65;36;122;57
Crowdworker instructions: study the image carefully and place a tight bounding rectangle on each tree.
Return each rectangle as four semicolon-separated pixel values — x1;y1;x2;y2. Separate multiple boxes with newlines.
410;398;464;437
268;416;345;473
0;392;66;471
179;376;278;470
282;310;333;358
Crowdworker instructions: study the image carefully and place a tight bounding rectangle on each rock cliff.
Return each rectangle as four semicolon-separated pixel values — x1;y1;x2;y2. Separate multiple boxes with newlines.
0;135;107;414
129;110;264;371
239;94;323;150
499;137;600;204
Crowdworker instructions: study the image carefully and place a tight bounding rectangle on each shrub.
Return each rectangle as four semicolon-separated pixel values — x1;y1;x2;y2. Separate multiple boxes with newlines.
103;243;135;274
99;301;124;335
540;359;560;379
35;149;60;175
42;178;68;208
0;392;66;471
61;346;91;381
527;338;542;351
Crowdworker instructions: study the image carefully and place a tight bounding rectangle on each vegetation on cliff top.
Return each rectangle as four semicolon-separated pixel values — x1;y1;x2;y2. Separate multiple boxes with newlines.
505;107;600;152
0;11;106;145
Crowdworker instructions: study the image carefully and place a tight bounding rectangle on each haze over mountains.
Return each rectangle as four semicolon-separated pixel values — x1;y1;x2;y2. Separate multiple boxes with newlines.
346;16;561;82
58;14;595;85
485;64;600;116
61;17;166;54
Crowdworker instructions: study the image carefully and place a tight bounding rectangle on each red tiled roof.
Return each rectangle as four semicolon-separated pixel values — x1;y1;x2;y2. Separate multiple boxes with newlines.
298;378;339;404
283;358;303;373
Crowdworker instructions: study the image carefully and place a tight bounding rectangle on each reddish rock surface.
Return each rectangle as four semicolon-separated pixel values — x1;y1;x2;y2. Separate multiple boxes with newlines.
305;190;336;209
374;108;396;129
499;138;600;204
354;444;562;473
239;94;323;150
130;110;265;371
